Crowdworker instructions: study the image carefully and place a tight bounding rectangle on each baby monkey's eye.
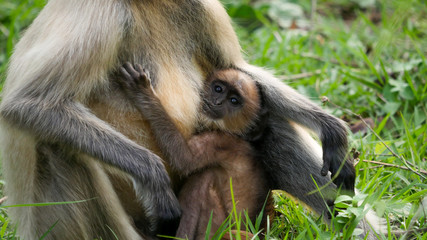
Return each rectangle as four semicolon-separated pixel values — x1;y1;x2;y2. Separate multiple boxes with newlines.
230;97;239;105
214;85;223;93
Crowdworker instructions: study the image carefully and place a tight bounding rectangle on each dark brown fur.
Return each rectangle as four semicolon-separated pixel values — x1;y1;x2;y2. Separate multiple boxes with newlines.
118;63;269;239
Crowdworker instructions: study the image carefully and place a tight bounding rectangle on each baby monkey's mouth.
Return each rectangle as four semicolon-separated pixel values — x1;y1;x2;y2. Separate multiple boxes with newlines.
202;99;223;120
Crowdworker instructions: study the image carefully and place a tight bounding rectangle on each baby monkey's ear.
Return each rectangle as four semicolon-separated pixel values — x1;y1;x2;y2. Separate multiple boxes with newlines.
255;81;269;116
244;110;269;143
243;82;269;143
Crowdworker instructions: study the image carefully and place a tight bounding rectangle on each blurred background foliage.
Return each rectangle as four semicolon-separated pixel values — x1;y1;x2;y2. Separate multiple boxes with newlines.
0;0;426;239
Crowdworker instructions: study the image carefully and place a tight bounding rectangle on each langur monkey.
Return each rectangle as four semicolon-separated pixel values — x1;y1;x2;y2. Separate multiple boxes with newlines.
0;0;355;239
118;63;269;239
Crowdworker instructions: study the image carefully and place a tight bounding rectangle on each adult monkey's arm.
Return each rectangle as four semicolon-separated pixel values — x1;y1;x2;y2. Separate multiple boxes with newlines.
0;0;180;235
247;66;354;192
237;65;355;215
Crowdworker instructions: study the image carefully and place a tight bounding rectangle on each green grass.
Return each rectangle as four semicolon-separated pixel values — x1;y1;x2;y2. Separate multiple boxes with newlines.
1;0;426;239
225;0;427;238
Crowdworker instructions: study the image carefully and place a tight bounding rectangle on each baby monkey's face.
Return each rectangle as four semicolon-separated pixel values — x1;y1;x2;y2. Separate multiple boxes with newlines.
201;69;261;134
202;78;245;120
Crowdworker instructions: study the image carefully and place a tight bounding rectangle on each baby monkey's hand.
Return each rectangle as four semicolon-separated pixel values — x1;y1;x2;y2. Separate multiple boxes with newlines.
118;62;154;99
118;62;163;120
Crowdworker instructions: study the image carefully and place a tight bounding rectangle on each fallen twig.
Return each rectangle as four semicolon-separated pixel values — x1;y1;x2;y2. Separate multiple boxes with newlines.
0;196;8;205
359;166;384;171
278;69;323;81
354;116;425;178
323;99;427;179
362;160;427;175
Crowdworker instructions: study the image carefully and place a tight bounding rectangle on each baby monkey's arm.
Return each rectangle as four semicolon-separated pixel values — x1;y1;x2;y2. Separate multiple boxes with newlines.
118;63;227;176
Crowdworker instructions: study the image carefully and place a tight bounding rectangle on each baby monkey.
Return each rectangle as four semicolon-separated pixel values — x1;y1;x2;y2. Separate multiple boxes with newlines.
119;63;269;240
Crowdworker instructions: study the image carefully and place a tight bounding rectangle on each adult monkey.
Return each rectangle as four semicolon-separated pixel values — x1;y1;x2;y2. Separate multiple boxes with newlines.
0;0;354;240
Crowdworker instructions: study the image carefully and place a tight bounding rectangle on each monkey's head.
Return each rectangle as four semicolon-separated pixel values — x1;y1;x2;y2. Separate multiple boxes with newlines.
202;69;261;135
